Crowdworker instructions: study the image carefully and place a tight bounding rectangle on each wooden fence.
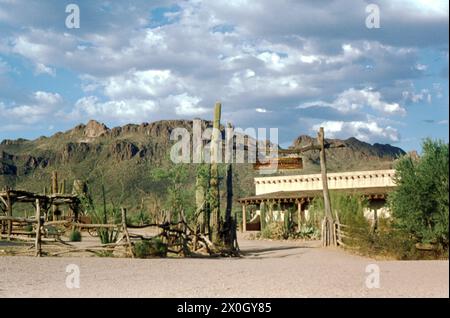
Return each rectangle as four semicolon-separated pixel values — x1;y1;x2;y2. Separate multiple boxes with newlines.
0;205;133;258
335;223;349;247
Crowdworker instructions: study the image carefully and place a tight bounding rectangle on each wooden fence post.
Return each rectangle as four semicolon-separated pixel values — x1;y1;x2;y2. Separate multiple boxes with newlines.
121;208;134;258
318;127;336;247
35;199;42;257
51;171;58;221
6;189;13;241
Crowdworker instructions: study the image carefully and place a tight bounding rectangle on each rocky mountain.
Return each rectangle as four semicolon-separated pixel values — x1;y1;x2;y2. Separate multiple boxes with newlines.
0;119;405;210
291;135;405;172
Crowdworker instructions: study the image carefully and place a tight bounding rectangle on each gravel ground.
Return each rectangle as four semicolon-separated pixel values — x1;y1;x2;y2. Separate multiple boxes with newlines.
0;235;448;298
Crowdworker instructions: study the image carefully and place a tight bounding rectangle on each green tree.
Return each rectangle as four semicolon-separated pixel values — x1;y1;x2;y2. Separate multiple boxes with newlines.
389;139;449;249
150;164;194;221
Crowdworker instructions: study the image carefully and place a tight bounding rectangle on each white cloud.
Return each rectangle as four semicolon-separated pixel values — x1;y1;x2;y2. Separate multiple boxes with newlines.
313;120;400;143
170;93;207;116
415;63;428;71
73;96;158;122
0;0;447;146
33;91;62;105
102;69;176;99
299;88;406;116
402;89;432;104
34;63;55;76
0;91;63;124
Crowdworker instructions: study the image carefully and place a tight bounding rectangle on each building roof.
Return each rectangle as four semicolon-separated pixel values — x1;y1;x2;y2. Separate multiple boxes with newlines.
237;186;395;204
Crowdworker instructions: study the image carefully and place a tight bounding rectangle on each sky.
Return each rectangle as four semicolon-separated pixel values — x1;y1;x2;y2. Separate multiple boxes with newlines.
0;0;448;151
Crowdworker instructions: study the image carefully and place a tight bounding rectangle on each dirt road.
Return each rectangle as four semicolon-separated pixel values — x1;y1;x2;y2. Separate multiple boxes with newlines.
0;236;448;297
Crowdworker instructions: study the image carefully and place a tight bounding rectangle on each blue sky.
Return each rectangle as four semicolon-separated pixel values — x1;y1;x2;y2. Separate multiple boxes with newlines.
0;0;448;152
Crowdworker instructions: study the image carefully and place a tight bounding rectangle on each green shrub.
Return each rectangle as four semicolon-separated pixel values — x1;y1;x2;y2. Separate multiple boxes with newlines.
24;224;33;232
389;139;449;250
134;240;150;258
94;250;114;258
133;238;168;258
295;225;320;240
260;222;288;240
69;230;82;242
46;226;60;237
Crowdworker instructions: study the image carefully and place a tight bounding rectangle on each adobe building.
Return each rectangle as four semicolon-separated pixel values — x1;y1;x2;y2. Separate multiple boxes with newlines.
237;169;396;231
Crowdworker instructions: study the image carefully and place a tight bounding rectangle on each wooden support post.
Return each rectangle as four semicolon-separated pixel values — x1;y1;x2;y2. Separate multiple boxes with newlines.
60;179;66;194
35;199;42;257
6;190;12;241
373;209;378;233
317;127;336;247
121;208;134;258
297;200;302;230
51;171;58;221
242;204;247;232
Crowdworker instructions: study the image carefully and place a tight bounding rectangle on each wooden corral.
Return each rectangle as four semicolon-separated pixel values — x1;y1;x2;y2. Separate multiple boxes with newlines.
0;188;81;240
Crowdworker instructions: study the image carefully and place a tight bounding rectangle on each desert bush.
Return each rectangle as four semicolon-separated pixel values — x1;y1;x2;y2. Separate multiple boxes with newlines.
388;139;449;250
130;210;150;226
295;225;321;240
69;230;82;242
260;222;288;240
94;250;114;257
133;238;168;258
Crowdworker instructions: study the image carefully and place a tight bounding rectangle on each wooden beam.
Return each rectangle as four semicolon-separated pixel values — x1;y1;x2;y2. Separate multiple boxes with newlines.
6;190;12;240
297;200;302;227
35;199;42;257
242;204;247;232
121;208;134;258
318;127;336;247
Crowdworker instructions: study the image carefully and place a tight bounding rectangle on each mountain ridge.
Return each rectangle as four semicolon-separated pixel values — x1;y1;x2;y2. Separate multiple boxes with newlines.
0;119;406;210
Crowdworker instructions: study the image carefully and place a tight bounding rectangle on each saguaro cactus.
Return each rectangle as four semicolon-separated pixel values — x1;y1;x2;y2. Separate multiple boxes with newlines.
196;163;210;235
209;102;222;243
260;202;266;231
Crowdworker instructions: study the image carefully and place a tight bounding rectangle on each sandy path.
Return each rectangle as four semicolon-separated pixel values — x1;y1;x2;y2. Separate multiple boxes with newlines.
0;236;448;298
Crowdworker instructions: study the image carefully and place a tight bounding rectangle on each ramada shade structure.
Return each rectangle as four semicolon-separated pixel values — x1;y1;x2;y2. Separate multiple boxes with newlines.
237;186;394;205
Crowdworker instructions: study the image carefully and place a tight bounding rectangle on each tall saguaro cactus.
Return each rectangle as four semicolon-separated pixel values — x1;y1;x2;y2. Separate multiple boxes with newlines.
209;102;222;243
260;202;266;231
196;162;210;235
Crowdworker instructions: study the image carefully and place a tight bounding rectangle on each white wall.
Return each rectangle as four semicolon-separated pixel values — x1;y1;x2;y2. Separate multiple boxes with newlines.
255;169;396;195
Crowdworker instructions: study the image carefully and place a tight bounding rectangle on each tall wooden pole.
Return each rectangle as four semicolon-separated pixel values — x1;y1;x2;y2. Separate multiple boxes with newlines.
6;189;12;241
242;204;247;232
317;127;335;246
35;199;42;257
209;102;221;243
297;200;303;230
224;159;233;247
121;208;134;258
51;171;58;221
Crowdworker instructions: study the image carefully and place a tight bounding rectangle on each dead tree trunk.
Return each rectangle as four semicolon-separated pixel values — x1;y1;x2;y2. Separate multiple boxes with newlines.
317;127;336;246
